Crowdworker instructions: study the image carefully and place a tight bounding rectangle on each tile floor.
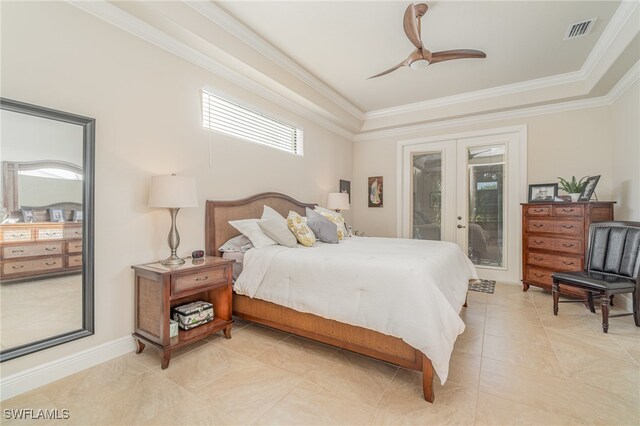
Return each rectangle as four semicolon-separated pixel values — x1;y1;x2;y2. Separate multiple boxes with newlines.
2;283;639;425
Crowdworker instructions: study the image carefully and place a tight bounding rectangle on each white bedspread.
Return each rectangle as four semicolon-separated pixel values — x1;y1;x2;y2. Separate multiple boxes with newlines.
234;236;478;383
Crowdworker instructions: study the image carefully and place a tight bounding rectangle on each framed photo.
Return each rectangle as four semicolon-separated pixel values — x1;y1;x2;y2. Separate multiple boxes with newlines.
48;208;65;222
578;175;600;202
72;209;83;222
368;176;383;208
339;179;351;203
21;208;34;223
528;183;558;202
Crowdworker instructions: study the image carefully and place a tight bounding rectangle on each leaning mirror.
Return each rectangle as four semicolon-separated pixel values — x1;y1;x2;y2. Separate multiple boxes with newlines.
0;98;94;361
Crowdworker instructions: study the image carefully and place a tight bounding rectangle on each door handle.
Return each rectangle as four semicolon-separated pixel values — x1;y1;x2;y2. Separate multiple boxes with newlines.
457;225;466;229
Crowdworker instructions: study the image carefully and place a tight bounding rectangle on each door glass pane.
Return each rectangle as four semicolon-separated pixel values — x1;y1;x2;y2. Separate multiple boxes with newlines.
412;152;442;240
468;145;505;267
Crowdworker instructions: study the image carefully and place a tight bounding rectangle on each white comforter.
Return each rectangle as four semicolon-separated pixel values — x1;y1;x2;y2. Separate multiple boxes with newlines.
234;236;478;383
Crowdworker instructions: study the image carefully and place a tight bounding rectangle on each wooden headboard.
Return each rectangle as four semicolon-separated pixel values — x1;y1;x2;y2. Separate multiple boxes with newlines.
205;192;316;257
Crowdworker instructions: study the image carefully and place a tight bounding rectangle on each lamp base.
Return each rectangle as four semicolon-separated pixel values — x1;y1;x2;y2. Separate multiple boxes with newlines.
161;255;185;266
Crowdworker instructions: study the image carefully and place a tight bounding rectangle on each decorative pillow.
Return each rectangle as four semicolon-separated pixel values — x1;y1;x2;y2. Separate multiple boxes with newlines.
314;206;347;240
305;207;338;244
218;235;254;253
286;211;316;247
228;219;276;249
222;251;245;281
258;217;297;248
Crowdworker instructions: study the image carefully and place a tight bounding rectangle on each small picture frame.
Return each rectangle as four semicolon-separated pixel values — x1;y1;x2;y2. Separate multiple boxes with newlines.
72;209;83;222
48;208;65;222
528;183;558;202
339;179;351;203
368;176;383;208
21;208;34;223
578;175;600;202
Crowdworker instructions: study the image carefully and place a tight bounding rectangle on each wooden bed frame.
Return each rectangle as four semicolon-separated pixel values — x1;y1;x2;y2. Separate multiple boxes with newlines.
205;192;435;402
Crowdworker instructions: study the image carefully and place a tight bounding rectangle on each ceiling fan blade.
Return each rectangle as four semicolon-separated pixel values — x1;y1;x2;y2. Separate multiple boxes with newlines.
368;61;407;79
403;3;423;49
430;49;487;64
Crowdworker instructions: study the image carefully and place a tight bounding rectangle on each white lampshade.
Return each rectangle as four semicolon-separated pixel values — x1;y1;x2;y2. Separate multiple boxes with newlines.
148;175;198;208
327;192;349;211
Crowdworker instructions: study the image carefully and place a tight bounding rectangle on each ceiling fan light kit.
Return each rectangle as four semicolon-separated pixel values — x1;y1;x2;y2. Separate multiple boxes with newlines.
369;2;486;79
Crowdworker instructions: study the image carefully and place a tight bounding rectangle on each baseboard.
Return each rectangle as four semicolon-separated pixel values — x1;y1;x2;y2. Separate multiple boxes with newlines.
0;336;135;401
616;293;632;313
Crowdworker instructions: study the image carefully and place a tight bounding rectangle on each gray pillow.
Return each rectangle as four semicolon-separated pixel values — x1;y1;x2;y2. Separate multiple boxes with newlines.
306;207;338;244
258;216;297;248
219;235;254;253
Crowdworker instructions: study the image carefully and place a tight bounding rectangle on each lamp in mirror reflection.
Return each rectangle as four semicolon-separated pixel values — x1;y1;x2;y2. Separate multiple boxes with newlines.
327;192;350;213
148;174;198;265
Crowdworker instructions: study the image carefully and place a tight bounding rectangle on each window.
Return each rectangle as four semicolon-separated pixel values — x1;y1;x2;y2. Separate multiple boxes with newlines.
202;90;303;155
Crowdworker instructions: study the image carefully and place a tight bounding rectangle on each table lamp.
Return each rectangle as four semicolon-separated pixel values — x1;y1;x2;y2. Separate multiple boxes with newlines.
148;174;198;265
327;192;350;213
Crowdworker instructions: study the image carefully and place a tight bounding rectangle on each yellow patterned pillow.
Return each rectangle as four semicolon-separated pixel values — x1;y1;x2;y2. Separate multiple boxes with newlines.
315;209;347;240
287;211;316;247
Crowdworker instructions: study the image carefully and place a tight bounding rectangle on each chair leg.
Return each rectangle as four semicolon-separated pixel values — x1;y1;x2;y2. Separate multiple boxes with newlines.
633;289;639;327
552;280;560;316
601;293;610;333
587;292;596;313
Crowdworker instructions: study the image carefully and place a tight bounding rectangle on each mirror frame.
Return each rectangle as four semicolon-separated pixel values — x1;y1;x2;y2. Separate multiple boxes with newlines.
0;98;95;362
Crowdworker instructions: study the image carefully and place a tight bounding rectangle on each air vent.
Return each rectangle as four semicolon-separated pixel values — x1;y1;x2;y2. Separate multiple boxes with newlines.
564;18;597;40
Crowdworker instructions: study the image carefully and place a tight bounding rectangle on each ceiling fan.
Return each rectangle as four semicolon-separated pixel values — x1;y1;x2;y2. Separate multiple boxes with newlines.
369;3;486;79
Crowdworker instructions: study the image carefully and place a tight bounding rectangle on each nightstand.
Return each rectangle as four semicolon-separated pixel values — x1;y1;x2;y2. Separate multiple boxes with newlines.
131;256;234;369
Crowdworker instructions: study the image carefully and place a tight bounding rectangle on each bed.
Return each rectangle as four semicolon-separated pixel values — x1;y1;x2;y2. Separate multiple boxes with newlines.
205;192;477;402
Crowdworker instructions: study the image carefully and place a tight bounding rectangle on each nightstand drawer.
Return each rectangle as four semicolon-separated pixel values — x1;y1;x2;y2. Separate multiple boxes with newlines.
552;205;584;217
528;252;582;271
3;242;64;259
172;266;228;296
527;236;583;254
525;206;551;216
3;256;64;276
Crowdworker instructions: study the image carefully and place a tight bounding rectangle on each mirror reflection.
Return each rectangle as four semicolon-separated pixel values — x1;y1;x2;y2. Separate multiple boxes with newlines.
1;108;84;351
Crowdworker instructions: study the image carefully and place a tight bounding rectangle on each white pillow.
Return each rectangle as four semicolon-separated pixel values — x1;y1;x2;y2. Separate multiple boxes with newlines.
218;235;253;253
258;206;297;248
229;219;276;249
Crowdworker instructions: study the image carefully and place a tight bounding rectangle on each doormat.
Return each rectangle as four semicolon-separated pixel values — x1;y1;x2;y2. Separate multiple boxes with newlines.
469;279;496;294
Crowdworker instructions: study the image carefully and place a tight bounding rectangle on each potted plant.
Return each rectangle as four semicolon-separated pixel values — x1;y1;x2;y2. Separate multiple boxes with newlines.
558;176;588;202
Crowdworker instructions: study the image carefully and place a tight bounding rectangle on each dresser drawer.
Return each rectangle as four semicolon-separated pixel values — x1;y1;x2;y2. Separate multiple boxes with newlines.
2;256;64;276
3;242;64;259
527;236;583;255
526;267;554;287
527;219;582;236
528;252;582;271
525;206;551;216
63;226;83;239
552;205;584;217
171;266;228;296
68;255;83;268
37;228;64;240
68;240;83;253
2;228;33;242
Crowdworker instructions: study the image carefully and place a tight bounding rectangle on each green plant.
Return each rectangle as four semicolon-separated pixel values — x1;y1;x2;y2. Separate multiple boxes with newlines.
558;176;588;193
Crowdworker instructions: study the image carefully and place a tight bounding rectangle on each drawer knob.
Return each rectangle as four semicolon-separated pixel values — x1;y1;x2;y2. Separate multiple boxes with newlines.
534;256;544;261
11;249;24;253
562;261;575;265
533;240;544;244
534;273;544;278
562;243;575;247
533;209;544;212
11;265;24;269
562;208;574;212
45;247;57;251
45;261;57;266
195;276;209;282
533;224;544;228
561;225;574;229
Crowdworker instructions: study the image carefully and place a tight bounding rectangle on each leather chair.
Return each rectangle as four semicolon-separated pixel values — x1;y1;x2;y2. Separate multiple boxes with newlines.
552;221;640;333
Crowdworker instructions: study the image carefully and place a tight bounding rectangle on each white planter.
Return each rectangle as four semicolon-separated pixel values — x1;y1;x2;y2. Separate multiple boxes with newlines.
570;193;580;202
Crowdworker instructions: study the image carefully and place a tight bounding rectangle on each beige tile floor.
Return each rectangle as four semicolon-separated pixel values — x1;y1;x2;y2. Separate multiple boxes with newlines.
2;283;639;425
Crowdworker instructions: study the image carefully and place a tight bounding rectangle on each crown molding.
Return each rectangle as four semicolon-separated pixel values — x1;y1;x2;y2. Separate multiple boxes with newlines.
67;0;355;140
364;1;639;121
355;59;639;141
184;0;364;121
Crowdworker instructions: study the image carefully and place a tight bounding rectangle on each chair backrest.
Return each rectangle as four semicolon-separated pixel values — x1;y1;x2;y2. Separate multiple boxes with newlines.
586;221;640;281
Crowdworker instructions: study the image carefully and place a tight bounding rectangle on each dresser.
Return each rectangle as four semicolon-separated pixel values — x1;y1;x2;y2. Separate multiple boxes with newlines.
0;222;83;282
521;202;615;297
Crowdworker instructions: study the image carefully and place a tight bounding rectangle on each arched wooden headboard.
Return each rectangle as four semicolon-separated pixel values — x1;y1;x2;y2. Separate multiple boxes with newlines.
205;192;316;257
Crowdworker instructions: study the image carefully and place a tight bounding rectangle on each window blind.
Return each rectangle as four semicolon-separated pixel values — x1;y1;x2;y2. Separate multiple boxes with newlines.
202;91;303;156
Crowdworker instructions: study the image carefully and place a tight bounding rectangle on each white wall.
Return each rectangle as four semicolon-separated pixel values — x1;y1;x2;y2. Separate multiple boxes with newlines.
0;2;352;378
352;106;616;237
611;80;640;221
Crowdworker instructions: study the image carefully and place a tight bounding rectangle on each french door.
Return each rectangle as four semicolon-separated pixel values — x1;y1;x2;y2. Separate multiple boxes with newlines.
399;128;525;283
